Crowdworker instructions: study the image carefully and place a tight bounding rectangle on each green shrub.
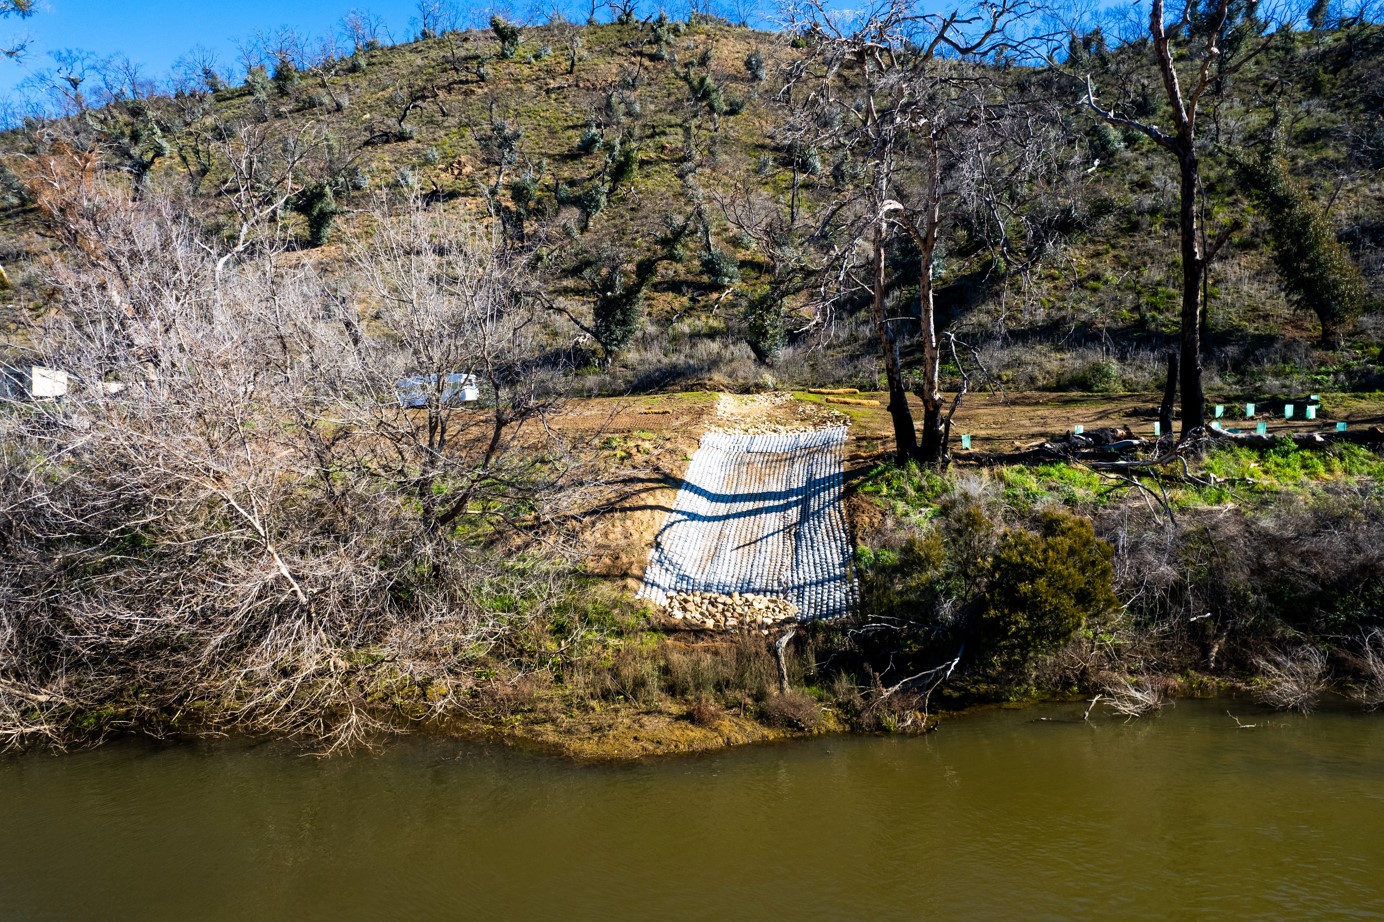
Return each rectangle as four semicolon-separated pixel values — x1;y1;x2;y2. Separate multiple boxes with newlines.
1238;154;1368;348
977;509;1117;674
701;248;739;288
1088;121;1124;159
1076;358;1122;393
609;142;639;187
490;16;522;59
245;65;270;100
743;291;787;363
291;183;338;247
578;183;608;227
577;124;601;154
271;55;300;96
745;48;766;81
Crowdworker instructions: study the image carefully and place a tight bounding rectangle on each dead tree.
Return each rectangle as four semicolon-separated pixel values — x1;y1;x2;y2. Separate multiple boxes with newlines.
782;0;1037;464
1083;0;1276;442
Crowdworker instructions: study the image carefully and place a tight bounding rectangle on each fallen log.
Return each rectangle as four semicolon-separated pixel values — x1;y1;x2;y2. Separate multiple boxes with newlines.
1209;425;1384;450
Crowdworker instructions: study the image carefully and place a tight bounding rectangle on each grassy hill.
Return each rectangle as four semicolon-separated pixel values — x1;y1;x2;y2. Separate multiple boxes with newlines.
1;17;1382;399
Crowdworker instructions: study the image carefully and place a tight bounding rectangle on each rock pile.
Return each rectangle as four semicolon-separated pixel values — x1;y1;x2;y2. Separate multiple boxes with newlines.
662;591;799;633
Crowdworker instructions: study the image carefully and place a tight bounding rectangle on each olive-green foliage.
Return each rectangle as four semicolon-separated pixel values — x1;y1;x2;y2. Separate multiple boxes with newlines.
245;65;270;100
1239;155;1368;348
608;141;639;187
854;477;1115;681
584;216;695;358
509;171;539;213
1088;121;1125;159
744;48;766;81
272;55;300;97
490;16;522;59
858;531;948;620
977;509;1117;673
589;256;643;357
1073;358;1122;393
577;123;601;154
292;183;338;247
701;247;739;288
577;182;608;227
742;290;787;363
682;67;725;115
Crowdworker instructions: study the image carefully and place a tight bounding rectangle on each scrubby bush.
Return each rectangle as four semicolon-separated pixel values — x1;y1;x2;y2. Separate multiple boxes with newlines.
1088;121;1124;159
271;55;300;96
701;248;739;288
1239;155;1369;348
745;48;766;81
609;142;639;187
291;183;338;247
743;291;788;363
245;65;271;100
977;509;1118;674
578;183;608;228
759;691;822;730
1073;358;1123;393
849;483;1115;685
490;16;522;59
577;124;601;155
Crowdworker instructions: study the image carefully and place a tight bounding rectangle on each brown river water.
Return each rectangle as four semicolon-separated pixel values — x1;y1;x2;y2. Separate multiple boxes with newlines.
1;698;1381;920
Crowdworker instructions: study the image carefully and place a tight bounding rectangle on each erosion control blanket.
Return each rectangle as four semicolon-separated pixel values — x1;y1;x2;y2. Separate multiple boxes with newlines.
639;427;856;620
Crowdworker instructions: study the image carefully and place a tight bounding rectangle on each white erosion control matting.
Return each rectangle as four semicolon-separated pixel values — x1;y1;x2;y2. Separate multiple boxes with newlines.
639;427;857;620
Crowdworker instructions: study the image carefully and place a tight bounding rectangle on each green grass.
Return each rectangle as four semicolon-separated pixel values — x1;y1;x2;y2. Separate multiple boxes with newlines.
856;441;1384;521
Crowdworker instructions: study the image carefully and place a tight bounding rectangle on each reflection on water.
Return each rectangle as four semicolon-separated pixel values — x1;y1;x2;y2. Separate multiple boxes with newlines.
1;699;1382;921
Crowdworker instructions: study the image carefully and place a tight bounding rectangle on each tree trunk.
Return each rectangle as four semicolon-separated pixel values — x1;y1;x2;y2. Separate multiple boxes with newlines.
1320;319;1344;350
916;141;945;464
1159;351;1178;438
1177;154;1206;440
774;627;797;696
875;214;918;461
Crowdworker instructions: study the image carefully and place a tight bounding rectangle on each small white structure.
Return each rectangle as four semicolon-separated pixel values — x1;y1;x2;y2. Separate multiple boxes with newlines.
394;372;479;409
1;365;71;401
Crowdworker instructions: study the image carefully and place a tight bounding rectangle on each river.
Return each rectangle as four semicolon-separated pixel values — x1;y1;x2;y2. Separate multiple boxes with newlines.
1;698;1381;920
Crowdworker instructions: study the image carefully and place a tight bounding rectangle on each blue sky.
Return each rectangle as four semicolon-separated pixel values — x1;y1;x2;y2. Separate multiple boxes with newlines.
0;1;485;103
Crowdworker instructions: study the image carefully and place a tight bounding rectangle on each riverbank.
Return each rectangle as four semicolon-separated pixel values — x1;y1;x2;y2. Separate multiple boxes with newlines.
4;390;1384;756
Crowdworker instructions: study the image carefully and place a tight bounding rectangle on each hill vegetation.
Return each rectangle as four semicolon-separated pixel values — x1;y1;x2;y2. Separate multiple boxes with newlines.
1;10;1381;399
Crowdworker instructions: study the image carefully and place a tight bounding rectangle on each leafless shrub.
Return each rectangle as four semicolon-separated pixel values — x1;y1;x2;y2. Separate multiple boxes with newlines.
0;166;589;751
687;695;723;727
758;690;822;731
1354;632;1384;712
1253;646;1329;714
1098;672;1169;719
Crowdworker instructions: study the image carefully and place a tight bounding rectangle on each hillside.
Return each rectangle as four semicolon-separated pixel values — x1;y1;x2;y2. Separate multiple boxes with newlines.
1;17;1382;397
